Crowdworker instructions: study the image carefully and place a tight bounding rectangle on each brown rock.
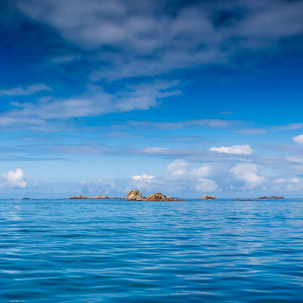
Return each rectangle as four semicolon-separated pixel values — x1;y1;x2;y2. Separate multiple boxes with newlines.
126;190;143;201
258;196;284;200
126;190;184;201
93;195;108;199
69;195;89;199
69;195;108;199
201;195;216;200
145;192;170;201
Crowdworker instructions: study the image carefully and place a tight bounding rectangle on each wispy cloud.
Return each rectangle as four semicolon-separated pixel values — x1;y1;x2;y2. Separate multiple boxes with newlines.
129;119;241;130
0;81;180;127
236;123;303;135
0;84;51;96
210;145;253;155
236;128;269;135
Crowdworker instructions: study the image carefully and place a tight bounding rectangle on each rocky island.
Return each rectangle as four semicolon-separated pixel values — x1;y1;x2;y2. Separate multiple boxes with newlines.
126;190;184;201
258;196;284;200
69;195;109;199
201;195;216;200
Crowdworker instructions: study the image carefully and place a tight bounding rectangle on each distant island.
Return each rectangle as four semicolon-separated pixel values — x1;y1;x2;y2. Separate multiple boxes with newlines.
16;194;287;201
126;190;184;201
69;190;184;201
201;195;216;200
69;195;115;199
258;196;284;200
235;196;285;201
67;193;286;201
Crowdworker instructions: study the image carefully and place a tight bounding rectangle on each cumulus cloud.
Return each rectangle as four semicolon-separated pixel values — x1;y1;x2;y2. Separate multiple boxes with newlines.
293;135;303;144
167;159;189;178
167;159;209;178
195;178;218;192
1;168;27;188
230;163;263;189
272;177;303;192
166;159;218;193
131;174;156;190
210;144;253;155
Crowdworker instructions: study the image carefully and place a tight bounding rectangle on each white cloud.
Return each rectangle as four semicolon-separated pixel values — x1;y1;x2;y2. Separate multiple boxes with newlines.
167;159;189;178
167;159;210;178
132;174;155;181
0;81;180;127
293;135;303;144
193;166;209;177
195;178;218;192
132;174;156;190
0;84;51;96
272;177;303;192
230;163;263;189
166;159;217;193
210;144;253;155
1;168;27;188
167;159;209;178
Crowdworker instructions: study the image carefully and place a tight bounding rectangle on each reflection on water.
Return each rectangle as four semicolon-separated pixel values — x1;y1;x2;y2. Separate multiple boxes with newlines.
1;199;303;302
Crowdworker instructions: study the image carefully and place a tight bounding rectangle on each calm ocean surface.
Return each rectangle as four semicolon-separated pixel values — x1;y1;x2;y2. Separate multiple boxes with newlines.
1;198;303;302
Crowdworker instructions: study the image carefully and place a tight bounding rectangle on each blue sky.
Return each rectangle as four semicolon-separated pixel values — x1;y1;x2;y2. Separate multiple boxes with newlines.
1;0;303;198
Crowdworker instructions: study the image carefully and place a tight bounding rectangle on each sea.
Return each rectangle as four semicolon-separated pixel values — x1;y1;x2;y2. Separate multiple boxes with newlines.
1;198;303;302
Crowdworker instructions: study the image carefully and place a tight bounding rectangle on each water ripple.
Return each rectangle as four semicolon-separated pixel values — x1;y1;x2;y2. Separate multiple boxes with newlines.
1;199;303;302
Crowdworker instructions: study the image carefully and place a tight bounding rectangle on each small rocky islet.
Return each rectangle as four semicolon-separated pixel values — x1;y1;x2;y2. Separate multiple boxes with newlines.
126;190;184;201
69;190;184;201
69;195;110;199
201;195;216;200
68;192;285;201
235;196;285;201
257;196;284;200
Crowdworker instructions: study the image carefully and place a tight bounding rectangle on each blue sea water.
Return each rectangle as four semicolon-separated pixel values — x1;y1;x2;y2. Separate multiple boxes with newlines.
0;198;303;302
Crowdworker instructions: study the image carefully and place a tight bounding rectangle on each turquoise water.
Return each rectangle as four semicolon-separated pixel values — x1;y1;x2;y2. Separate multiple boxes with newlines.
1;199;303;302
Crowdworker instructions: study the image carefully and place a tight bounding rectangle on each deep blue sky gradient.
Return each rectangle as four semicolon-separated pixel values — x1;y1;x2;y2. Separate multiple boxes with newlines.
0;0;303;198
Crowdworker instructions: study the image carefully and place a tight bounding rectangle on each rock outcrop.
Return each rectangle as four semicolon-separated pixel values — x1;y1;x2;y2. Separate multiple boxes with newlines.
126;190;143;201
258;196;284;200
93;195;108;199
126;190;184;201
201;195;216;200
69;195;89;199
69;195;108;199
145;192;181;201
